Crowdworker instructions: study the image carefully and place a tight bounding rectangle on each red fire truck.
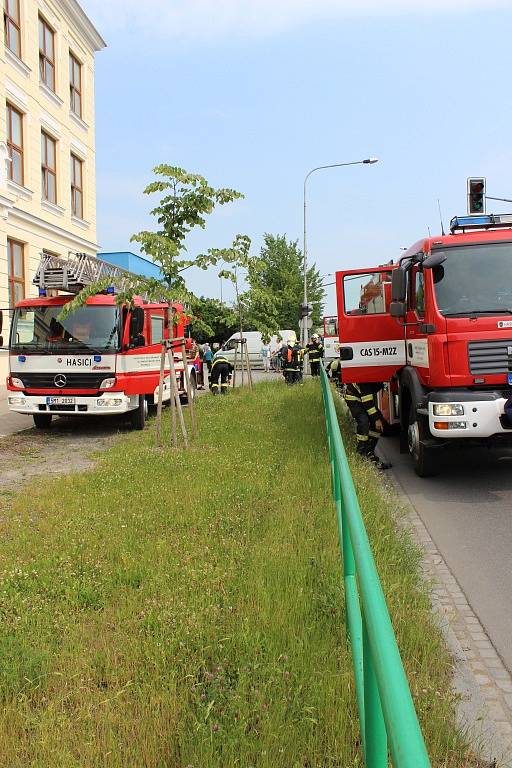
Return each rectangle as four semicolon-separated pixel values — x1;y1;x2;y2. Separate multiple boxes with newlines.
322;315;339;362
4;252;197;430
336;214;512;476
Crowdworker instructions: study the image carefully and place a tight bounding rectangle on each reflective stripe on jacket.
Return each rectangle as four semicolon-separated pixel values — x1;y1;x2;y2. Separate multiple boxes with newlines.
211;356;231;370
344;383;381;421
307;342;324;362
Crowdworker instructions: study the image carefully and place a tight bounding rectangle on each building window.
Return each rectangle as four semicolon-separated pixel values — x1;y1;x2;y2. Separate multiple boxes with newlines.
69;53;82;117
7;238;25;307
70;153;83;218
39;16;55;91
41;131;57;204
6;103;23;185
4;0;21;58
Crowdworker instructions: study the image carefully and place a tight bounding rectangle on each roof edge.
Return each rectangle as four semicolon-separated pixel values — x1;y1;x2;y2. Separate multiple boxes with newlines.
57;0;107;51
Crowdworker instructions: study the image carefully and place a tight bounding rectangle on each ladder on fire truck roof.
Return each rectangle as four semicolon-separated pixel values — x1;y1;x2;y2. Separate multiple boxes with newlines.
33;251;134;295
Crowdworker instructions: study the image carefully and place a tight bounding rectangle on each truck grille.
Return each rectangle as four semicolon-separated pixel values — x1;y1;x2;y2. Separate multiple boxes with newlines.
19;373;106;389
468;339;512;375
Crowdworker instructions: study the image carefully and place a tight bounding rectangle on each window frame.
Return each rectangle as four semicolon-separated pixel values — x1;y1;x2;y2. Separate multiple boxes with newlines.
41;130;57;204
70;152;83;218
6;102;23;185
342;271;393;316
150;314;165;345
69;51;82;117
7;237;25;309
39;15;55;91
4;0;21;58
414;269;425;318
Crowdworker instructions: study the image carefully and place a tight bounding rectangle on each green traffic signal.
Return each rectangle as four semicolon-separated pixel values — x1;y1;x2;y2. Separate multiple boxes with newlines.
468;178;485;214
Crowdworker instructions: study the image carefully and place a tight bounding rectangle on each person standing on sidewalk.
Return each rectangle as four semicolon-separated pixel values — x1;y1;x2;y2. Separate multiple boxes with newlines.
261;340;271;372
204;343;213;380
281;337;303;385
306;333;324;377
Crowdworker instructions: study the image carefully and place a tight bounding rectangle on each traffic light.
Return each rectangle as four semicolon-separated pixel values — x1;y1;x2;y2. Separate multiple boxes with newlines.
467;177;486;214
299;302;313;319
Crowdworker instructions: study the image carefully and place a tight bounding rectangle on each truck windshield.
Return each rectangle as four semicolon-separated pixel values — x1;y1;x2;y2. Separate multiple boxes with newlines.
433;242;512;317
10;305;120;353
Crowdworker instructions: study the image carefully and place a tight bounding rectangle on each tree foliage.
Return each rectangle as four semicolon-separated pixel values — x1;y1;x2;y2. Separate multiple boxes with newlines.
131;165;244;289
189;297;239;343
59;166;246;321
244;234;325;334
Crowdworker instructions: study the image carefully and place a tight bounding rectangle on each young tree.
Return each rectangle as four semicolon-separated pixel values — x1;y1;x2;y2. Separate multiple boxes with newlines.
131;165;244;289
58;166;247;442
61;165;245;317
245;234;325;334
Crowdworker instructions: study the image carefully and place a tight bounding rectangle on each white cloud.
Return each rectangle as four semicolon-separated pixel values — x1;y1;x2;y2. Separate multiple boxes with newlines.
81;0;509;42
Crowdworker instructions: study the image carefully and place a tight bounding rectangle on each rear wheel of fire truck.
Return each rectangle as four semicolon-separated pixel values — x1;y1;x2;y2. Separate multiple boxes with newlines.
408;404;440;478
32;413;52;429
181;371;197;405
130;395;148;430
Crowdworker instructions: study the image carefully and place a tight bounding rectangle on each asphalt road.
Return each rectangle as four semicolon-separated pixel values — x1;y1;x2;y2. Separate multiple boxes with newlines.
0;396;32;437
379;436;512;673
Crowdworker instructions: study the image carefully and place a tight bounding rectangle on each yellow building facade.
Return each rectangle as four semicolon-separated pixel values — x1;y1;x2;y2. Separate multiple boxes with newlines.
0;0;105;380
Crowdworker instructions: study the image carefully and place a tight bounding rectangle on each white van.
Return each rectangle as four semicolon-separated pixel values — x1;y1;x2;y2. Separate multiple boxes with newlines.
221;330;295;368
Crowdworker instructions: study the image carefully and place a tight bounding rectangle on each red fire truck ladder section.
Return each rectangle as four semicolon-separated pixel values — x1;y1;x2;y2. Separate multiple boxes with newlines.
33;251;134;295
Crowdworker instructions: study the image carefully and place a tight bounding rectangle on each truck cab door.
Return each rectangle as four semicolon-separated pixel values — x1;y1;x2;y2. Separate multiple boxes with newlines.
336;267;406;384
404;266;431;386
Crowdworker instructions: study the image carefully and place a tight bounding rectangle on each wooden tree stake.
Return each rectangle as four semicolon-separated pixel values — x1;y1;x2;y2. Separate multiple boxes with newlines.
167;343;188;448
180;341;197;438
155;344;166;446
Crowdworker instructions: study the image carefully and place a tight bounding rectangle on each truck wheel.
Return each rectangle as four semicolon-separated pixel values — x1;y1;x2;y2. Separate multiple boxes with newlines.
408;404;440;478
33;413;53;429
130;395;147;430
181;372;197;404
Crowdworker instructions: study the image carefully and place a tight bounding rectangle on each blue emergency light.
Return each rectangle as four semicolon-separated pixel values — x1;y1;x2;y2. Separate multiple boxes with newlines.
38;288;47;297
106;286;115;294
450;214;512;232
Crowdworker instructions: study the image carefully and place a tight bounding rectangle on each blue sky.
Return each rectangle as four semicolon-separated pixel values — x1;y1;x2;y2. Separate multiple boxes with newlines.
82;0;512;314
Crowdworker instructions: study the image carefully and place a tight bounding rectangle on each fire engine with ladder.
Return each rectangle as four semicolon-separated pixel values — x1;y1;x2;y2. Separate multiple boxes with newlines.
3;252;198;430
336;186;512;476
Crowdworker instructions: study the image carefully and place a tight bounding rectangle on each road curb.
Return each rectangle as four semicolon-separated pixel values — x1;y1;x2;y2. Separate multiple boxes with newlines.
385;468;512;767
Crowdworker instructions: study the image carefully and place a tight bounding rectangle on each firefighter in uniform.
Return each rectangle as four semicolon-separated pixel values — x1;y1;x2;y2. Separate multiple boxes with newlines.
326;357;342;389
281;337;303;385
306;333;324;376
344;382;392;470
210;350;233;395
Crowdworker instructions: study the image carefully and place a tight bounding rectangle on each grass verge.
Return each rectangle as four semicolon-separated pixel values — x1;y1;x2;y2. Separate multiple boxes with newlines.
0;381;476;767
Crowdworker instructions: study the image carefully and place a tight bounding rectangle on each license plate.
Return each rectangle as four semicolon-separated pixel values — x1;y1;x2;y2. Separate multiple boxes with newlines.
508;373;512;386
46;396;76;405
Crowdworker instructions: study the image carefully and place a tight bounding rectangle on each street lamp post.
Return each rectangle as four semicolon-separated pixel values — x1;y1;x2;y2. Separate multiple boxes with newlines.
302;157;379;346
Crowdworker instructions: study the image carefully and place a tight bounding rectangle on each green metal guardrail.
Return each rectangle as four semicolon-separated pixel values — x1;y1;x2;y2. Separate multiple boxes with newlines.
320;366;431;767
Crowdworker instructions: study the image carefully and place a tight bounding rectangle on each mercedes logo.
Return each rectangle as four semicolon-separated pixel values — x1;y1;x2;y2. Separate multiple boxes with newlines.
54;374;67;388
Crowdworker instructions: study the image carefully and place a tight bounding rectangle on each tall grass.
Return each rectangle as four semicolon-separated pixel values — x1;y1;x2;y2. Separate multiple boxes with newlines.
0;381;476;766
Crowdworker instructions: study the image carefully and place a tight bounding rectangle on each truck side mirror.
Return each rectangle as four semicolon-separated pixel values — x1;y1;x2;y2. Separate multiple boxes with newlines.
422;252;446;269
130;307;144;337
390;300;406;318
339;346;354;361
391;267;407;302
